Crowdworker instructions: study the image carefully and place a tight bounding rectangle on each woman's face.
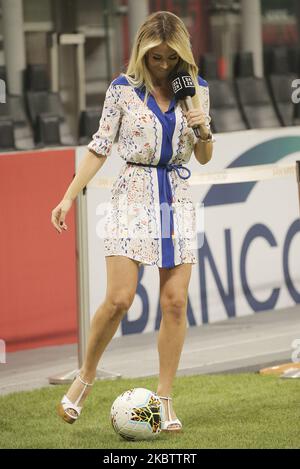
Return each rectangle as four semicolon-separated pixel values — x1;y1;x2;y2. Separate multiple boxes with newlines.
146;43;179;83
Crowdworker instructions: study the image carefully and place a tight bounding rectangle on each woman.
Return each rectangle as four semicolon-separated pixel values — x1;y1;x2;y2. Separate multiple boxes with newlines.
51;10;213;432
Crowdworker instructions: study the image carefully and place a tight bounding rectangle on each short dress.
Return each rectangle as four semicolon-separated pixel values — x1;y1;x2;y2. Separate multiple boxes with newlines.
87;74;211;269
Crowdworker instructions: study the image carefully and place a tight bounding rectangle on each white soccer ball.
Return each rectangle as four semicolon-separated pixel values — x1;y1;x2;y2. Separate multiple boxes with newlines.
110;388;163;441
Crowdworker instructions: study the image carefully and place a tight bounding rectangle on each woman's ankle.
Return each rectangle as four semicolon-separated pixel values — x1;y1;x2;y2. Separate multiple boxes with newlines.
159;397;177;421
79;369;96;384
66;373;94;404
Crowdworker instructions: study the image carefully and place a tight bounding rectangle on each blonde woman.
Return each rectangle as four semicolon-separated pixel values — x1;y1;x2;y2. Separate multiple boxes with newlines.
52;10;213;432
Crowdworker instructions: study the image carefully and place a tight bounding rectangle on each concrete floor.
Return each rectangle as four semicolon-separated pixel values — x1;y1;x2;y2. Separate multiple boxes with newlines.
0;306;299;395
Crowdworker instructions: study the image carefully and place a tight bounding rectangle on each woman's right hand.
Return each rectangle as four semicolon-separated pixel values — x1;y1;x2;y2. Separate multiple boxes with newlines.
51;198;73;234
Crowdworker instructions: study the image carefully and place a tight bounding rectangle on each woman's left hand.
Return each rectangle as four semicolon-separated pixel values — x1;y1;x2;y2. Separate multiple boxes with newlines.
184;109;206;128
184;109;210;139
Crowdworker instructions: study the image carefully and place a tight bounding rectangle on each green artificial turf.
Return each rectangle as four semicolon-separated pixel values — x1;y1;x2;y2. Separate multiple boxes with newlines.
0;373;299;449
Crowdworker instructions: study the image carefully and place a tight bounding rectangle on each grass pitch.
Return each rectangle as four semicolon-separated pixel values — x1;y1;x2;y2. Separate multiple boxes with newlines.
0;373;299;449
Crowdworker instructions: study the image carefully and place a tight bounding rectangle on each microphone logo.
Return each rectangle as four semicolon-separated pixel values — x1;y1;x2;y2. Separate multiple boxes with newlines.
171;77;182;92
182;76;194;87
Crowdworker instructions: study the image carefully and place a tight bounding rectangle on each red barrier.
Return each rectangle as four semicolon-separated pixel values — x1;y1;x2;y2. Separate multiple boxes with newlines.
0;148;78;352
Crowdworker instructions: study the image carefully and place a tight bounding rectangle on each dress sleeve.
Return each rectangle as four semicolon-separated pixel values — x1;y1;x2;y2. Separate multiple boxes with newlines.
195;76;212;144
200;85;211;132
87;82;122;157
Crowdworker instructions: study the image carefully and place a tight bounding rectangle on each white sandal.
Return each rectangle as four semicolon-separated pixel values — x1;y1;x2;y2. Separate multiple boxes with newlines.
57;374;94;424
159;395;182;432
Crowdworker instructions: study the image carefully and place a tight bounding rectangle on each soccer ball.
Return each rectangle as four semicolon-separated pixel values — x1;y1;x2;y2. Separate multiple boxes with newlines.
110;388;162;441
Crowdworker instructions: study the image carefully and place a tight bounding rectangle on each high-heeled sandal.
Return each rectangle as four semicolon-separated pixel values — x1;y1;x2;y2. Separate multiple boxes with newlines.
57;374;94;424
159;395;182;432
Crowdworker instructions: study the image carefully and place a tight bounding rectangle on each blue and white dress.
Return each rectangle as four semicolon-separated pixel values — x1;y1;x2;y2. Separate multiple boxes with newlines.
87;74;211;268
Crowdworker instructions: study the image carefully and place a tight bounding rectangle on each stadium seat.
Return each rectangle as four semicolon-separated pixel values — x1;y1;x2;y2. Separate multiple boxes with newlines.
199;53;247;133
7;95;36;149
265;48;299;126
35;114;61;146
235;52;281;129
287;47;300;75
78;108;102;145
234;51;255;78
268;76;297;126
208;80;248;133
199;53;219;80
25;64;74;145
0;66;35;150
0;119;16;151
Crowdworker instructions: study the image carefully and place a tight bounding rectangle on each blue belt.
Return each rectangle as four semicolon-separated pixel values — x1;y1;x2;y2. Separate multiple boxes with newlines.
126;161;191;180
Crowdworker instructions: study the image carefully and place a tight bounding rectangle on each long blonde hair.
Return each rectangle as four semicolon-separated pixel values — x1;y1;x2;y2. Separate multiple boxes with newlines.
124;11;202;105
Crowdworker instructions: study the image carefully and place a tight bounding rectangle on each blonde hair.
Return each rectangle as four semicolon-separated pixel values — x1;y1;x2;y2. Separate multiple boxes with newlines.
124;11;201;105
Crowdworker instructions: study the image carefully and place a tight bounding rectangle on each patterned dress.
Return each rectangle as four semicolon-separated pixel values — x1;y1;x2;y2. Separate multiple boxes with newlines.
87;74;211;268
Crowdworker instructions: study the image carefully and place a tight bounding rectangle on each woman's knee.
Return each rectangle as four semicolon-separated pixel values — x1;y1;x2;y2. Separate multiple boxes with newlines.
105;292;135;319
160;293;187;320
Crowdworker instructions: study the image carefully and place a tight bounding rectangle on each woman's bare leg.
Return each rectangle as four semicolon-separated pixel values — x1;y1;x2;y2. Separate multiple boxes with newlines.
64;256;140;413
156;263;192;425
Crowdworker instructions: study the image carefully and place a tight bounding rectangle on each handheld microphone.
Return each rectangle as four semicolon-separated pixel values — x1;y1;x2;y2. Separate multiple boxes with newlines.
170;71;202;138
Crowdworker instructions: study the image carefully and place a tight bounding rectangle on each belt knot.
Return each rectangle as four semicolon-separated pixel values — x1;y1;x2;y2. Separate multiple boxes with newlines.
164;163;191;180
